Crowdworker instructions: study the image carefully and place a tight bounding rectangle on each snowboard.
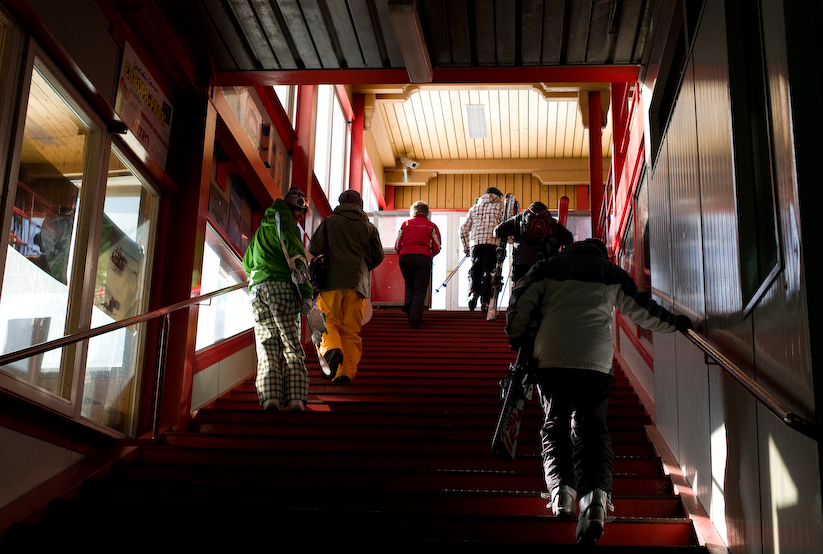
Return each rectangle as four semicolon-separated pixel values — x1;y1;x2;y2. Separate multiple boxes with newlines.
491;346;535;462
486;193;519;321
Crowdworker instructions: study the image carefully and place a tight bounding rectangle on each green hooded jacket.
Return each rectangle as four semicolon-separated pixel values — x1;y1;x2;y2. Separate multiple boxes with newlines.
242;199;312;299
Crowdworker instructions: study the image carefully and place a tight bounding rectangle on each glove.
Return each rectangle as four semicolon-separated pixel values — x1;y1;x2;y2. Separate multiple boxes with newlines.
675;314;694;332
301;298;312;315
306;304;327;338
464;248;469;256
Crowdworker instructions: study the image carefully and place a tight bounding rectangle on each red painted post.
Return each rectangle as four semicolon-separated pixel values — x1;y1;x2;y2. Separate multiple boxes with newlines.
291;85;317;202
588;90;603;240
349;94;365;194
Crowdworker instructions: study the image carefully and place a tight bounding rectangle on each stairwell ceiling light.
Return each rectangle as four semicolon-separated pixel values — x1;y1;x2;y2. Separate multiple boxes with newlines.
465;104;488;139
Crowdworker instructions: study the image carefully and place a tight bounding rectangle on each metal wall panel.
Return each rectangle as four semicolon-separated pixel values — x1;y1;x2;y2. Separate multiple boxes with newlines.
755;0;823;550
648;135;680;459
691;2;762;550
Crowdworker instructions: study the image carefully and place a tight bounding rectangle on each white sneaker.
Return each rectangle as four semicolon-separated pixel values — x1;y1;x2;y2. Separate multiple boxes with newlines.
550;485;577;517
287;399;306;411
262;399;280;412
576;489;611;545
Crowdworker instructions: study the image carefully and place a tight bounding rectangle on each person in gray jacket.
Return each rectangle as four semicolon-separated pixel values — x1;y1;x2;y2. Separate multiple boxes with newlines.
505;238;692;545
309;190;384;383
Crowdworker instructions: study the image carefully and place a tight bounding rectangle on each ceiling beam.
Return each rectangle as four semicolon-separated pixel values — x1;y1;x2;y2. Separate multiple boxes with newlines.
387;0;433;83
385;158;611;186
215;65;640;86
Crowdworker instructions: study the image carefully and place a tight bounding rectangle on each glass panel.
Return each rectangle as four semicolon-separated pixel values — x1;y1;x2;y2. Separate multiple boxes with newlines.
0;61;90;398
81;149;157;434
362;168;378;214
195;223;252;351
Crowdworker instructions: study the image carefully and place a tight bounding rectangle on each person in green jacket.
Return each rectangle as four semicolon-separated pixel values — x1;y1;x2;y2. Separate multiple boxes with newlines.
242;187;312;412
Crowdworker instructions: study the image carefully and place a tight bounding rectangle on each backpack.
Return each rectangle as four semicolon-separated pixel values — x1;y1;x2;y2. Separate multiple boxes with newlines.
519;209;556;245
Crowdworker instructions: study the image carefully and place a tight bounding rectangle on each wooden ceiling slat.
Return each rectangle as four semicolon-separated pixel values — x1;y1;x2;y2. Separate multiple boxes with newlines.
527;90;539;158
348;0;384;68
409;93;434;159
393;102;416;159
179;0;239;71
586;0;616;63
427;91;448;159
448;91;469;160
478;90;493;159
288;0;340;69
508;90;519;158
498;89;511;159
468;90;485;159
553;101;567;158
566;0;594;64
435;91;458;159
381;103;401;161
494;0;516;66
457;90;475;159
420;91;445;158
564;102;579;158
612;0;646;63
488;89;503;159
270;0;320;69
446;0;471;66
545;100;558;157
521;0;544;65
326;1;366;68
250;0;298;69
201;0;256;70
473;0;496;66
537;91;549;158
374;0;406;67
542;0;567;64
519;89;530;158
423;0;452;66
228;0;279;68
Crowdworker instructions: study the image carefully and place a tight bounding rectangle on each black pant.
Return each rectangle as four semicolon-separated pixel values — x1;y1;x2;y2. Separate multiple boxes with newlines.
469;244;497;302
536;368;615;498
399;254;432;324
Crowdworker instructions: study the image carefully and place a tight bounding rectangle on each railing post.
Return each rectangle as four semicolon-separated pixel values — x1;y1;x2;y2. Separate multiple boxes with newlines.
151;313;171;440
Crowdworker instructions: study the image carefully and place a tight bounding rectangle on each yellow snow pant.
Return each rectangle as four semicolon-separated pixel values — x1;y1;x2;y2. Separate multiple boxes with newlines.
317;289;367;381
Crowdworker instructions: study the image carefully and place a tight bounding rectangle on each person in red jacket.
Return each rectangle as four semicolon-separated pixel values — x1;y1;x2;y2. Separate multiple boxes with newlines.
395;201;442;328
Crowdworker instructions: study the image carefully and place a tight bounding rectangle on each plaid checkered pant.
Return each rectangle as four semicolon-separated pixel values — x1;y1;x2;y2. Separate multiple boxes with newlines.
250;281;309;406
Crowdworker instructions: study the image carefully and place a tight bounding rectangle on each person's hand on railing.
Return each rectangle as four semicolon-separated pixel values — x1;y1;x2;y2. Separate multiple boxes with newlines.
675;314;694;332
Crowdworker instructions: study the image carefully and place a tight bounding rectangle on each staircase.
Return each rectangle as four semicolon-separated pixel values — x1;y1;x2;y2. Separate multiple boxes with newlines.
2;310;708;551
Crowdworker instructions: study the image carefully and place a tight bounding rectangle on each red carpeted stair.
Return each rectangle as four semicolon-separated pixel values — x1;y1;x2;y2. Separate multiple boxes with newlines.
2;309;708;551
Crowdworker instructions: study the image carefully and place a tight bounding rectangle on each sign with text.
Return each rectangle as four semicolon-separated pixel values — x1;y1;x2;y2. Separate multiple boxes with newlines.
115;42;173;169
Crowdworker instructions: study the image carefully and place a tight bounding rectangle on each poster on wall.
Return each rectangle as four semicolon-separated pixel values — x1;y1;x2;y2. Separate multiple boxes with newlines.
115;42;174;170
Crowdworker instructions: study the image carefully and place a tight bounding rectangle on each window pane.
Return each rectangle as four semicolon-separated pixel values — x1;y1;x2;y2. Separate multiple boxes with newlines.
195;223;252;350
313;85;331;194
0;61;90;398
81;149;157;434
328;95;348;207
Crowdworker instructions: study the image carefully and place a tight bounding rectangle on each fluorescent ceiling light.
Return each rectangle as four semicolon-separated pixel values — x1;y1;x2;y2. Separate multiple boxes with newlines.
465;105;487;139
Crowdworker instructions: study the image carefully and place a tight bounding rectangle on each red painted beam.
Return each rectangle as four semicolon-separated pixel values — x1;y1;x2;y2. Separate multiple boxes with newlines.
588;90;604;240
215;65;640;86
255;85;297;151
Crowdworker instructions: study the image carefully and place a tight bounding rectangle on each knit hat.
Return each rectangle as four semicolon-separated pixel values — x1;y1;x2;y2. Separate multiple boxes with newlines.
338;189;363;207
283;187;308;212
485;187;503;198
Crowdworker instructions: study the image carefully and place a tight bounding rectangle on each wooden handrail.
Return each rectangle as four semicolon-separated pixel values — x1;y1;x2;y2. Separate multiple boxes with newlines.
682;328;821;442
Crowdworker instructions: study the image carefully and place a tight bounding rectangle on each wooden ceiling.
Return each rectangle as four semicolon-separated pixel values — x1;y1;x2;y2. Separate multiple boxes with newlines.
157;0;652;189
170;0;651;74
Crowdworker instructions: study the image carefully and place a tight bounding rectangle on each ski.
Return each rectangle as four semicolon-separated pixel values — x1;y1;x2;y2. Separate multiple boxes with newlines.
486;193;518;321
491;346;534;462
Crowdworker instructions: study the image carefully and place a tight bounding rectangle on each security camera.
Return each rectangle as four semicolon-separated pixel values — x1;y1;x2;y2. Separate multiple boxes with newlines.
399;156;420;170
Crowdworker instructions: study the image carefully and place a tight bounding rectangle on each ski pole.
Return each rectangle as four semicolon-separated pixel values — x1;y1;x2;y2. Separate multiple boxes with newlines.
435;254;469;293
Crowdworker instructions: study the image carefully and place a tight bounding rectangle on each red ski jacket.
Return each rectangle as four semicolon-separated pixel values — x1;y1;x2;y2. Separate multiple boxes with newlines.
395;215;442;258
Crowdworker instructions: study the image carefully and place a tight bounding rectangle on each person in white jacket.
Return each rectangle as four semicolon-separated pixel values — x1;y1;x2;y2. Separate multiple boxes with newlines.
505;238;693;545
459;187;504;311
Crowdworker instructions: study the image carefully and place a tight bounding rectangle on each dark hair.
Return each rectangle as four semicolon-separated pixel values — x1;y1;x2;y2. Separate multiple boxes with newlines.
485;187;503;198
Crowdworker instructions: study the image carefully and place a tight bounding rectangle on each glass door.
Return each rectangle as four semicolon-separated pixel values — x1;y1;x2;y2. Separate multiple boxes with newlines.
0;56;98;401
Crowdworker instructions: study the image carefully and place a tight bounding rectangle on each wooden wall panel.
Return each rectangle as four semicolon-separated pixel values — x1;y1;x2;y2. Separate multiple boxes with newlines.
392;174;576;211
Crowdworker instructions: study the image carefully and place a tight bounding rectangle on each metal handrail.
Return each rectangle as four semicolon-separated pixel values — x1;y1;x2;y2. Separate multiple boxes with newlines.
682;328;821;442
0;280;250;439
